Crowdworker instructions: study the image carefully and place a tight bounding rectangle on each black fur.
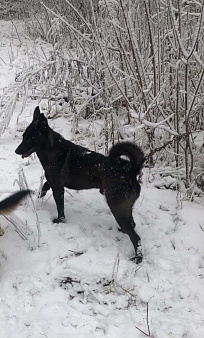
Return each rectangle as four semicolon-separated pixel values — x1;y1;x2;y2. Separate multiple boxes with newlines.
15;106;145;263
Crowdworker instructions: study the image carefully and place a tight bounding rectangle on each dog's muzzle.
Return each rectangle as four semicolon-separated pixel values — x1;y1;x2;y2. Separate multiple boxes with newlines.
15;146;36;158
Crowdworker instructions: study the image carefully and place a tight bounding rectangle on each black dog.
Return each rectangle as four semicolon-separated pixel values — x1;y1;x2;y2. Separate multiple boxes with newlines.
15;107;145;263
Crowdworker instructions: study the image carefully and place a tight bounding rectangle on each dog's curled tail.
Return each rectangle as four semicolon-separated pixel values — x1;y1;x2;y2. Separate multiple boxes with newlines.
109;142;145;176
0;190;31;215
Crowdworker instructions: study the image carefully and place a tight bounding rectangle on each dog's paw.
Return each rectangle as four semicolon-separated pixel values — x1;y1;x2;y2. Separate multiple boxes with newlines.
130;254;143;264
131;244;143;264
53;216;66;224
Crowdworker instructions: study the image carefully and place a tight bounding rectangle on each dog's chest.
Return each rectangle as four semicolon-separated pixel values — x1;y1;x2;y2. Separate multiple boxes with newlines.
37;148;66;171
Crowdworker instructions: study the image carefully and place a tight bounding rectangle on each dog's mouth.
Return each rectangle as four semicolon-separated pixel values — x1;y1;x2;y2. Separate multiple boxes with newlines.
21;147;36;159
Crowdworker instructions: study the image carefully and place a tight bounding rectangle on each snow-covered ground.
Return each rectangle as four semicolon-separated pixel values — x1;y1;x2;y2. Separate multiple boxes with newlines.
0;20;204;338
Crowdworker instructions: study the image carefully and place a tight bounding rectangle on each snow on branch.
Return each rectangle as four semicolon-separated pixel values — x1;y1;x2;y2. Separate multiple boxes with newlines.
169;0;204;61
41;2;93;44
140;117;178;136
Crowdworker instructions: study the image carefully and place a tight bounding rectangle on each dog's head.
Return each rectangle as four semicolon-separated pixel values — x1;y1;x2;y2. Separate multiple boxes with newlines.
15;106;49;158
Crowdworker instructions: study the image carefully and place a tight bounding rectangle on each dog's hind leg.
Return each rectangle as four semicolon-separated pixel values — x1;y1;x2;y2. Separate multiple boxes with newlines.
106;193;142;264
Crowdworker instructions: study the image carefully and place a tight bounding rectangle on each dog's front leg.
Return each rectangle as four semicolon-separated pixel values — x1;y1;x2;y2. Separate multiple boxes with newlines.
51;185;65;223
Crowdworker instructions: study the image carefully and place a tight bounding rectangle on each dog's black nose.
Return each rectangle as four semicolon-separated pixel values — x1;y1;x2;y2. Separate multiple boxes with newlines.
15;147;20;154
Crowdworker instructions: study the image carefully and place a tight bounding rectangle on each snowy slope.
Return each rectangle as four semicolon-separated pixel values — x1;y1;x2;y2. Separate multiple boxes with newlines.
0;20;204;338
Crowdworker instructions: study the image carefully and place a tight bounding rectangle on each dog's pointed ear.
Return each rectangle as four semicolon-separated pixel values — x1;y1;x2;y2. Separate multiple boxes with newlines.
33;106;41;122
33;106;48;126
40;113;48;124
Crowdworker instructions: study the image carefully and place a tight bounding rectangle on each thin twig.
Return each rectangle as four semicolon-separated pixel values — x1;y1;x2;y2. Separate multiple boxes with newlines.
135;302;151;337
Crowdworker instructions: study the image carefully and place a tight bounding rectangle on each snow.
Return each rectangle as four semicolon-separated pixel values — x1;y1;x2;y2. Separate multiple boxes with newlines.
0;20;204;338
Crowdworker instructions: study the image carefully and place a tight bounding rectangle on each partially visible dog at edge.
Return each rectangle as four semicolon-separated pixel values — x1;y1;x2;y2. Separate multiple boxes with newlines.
0;190;31;235
15;106;145;263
